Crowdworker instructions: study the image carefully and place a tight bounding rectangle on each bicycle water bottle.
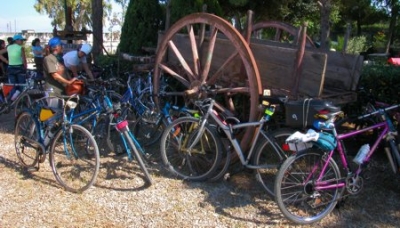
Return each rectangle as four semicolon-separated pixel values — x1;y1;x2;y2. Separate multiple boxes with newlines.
353;144;370;164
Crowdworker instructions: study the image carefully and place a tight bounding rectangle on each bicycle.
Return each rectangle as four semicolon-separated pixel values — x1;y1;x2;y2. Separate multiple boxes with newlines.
14;94;100;193
113;111;153;184
160;90;291;196
0;69;46;117
274;103;400;224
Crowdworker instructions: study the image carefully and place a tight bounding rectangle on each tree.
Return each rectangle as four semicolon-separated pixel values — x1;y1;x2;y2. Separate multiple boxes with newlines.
92;0;103;63
118;0;163;55
34;0;108;31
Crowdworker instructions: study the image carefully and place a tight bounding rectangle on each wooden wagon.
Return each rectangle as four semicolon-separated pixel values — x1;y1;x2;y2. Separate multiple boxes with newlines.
151;11;363;147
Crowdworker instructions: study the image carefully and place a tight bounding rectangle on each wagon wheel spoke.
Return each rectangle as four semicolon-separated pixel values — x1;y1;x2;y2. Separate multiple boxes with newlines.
154;13;262;150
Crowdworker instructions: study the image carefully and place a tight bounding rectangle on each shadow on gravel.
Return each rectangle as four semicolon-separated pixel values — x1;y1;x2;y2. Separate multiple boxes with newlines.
0;155;62;191
94;153;155;192
180;153;400;227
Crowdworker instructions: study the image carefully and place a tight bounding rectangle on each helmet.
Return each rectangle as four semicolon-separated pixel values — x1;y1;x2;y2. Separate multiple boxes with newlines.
65;80;85;95
48;37;63;48
80;44;92;55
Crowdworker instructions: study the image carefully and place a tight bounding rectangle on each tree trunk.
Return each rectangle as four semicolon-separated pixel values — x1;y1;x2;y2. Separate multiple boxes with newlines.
386;4;398;55
318;0;331;51
91;0;103;64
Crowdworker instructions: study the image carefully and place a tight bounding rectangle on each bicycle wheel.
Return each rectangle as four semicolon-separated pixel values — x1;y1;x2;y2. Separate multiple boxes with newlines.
73;96;98;131
106;106;136;154
14;92;31;117
274;148;342;224
252;128;294;197
122;130;153;185
160;116;223;181
389;139;400;174
132;114;164;147
92;114;112;156
14;111;40;168
49;124;100;193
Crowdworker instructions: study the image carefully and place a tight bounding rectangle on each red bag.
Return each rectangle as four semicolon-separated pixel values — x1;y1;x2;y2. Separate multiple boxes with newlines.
65;80;85;95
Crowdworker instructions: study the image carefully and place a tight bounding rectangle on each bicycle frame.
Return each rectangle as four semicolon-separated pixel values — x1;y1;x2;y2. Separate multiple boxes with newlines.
120;72;155;115
306;104;400;191
189;98;284;169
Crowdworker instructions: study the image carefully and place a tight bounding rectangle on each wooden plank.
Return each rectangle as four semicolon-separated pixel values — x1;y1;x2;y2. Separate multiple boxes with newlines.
250;42;327;97
322;51;364;91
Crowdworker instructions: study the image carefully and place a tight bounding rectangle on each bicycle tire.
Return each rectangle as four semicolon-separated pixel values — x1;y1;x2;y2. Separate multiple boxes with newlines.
72;96;98;131
131;114;164;147
106;106;136;154
252;128;293;197
160;116;223;181
14;92;32;117
92;114;112;156
49;124;100;193
14;111;40;168
207;138;232;182
122;130;153;185
389;139;400;174
274;148;342;224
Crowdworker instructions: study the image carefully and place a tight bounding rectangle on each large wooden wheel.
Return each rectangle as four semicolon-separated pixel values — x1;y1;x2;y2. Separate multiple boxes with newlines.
250;21;315;48
153;13;262;149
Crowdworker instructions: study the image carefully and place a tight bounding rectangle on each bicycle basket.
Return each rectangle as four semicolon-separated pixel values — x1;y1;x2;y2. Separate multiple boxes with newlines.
65;80;85;96
313;132;336;151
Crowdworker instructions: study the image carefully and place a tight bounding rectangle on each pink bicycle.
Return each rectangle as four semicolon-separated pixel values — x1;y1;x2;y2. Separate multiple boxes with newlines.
274;103;400;224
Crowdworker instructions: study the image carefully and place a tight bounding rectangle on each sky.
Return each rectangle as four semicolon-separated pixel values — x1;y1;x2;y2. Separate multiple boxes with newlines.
0;0;123;33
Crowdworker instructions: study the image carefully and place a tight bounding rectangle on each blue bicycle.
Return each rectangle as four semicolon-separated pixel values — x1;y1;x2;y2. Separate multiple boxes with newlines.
14;94;100;193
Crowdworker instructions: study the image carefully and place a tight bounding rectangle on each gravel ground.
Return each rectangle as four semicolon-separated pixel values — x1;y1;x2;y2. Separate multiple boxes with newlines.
0;112;400;227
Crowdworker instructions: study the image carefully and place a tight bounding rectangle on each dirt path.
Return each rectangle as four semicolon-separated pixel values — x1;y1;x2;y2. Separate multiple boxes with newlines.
0;113;399;227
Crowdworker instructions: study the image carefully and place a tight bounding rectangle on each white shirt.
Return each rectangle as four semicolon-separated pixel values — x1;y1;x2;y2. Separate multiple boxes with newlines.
63;50;87;69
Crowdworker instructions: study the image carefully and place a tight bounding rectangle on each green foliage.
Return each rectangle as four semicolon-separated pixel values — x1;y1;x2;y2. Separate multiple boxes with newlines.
118;0;163;55
359;64;400;104
347;36;368;54
95;54;135;77
34;0;112;30
169;0;222;25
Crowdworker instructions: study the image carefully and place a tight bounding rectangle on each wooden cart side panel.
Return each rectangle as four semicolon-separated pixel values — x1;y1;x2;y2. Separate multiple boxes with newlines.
250;42;295;91
250;41;327;97
298;52;327;97
323;51;364;91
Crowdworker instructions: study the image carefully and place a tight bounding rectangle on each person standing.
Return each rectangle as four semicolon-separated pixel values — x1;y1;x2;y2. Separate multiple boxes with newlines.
31;38;45;78
43;37;77;97
0;39;6;78
63;43;94;79
0;34;28;100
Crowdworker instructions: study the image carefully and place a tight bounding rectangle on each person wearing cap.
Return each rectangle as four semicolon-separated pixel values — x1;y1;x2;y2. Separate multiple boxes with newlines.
43;37;78;97
63;43;94;79
0;34;28;100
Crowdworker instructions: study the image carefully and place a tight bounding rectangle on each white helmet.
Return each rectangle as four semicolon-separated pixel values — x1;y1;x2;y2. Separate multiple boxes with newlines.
80;44;92;55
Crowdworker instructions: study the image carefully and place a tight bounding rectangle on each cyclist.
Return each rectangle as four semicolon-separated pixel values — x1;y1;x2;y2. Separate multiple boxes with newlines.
63;43;94;80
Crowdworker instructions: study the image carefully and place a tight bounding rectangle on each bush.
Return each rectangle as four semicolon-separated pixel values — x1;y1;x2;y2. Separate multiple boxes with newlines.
347;36;367;55
359;64;400;104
